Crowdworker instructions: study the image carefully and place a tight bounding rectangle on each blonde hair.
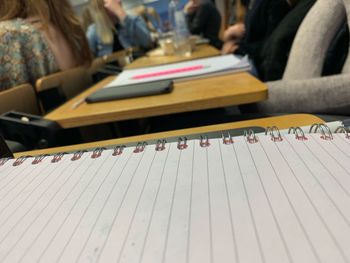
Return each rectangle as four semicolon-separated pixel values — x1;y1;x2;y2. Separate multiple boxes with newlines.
132;6;160;33
88;0;116;44
0;0;92;65
81;6;94;32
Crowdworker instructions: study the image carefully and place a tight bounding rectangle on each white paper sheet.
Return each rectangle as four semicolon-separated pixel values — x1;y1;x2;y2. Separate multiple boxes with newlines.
104;55;251;88
0;132;350;262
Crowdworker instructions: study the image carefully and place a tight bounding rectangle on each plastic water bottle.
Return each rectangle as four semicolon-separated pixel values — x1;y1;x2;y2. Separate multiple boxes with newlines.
168;0;177;32
168;0;191;56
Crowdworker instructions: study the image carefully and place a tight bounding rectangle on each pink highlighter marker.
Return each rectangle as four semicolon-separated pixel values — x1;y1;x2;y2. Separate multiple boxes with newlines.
131;65;208;80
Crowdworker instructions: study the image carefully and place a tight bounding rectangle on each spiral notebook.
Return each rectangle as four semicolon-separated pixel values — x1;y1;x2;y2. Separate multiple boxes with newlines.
0;124;350;262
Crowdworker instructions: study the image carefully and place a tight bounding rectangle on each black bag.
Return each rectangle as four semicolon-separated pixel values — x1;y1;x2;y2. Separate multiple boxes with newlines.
0;111;61;150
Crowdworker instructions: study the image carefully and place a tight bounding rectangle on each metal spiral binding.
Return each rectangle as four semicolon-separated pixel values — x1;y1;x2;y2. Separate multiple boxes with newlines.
0;157;11;167
177;137;188;150
71;150;86;161
288;127;308;141
334;125;350;139
32;154;49;165
91;148;105;159
265;126;283;142
113;145;125;156
244;130;258;144
199;135;210;147
309;123;333;140
222;132;233;145
51;152;66;163
134;142;147;153
155;140;166;151
13;156;30;166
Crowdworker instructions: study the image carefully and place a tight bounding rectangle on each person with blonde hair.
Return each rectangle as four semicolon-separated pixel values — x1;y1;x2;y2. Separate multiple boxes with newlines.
132;5;161;34
0;0;92;91
86;0;153;58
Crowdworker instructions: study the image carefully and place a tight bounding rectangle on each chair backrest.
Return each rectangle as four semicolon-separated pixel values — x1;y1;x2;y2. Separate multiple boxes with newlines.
103;49;133;66
0;84;40;115
255;0;350;114
89;49;132;74
35;66;92;112
283;0;348;80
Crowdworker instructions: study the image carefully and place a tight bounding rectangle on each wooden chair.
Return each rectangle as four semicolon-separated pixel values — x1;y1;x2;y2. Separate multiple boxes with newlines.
0;83;40;115
88;49;134;84
0;83;41;152
35;66;93;112
89;49;133;74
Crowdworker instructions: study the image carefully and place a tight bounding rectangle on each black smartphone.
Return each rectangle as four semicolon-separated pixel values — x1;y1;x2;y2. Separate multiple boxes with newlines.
86;80;173;103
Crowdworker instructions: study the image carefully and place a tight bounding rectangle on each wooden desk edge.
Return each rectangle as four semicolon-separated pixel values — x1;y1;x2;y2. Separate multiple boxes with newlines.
45;73;268;129
15;114;324;157
54;89;268;129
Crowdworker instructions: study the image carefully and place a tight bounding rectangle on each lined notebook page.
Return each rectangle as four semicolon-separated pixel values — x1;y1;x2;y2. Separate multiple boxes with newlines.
0;134;350;263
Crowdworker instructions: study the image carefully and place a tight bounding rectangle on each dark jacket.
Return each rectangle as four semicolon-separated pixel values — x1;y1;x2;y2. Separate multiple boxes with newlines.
258;0;316;81
322;20;349;76
237;0;291;71
185;0;223;49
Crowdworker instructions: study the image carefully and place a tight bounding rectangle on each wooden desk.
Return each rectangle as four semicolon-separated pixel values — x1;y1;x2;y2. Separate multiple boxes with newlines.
45;72;267;129
45;45;266;129
126;44;220;69
17;114;324;157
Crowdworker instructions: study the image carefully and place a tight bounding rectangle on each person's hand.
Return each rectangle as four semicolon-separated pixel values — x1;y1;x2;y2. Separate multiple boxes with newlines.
184;0;200;14
221;40;239;54
104;0;127;21
223;23;245;42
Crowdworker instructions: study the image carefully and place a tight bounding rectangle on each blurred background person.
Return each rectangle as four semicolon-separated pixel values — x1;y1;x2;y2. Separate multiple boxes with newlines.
132;5;161;40
184;0;223;49
222;0;292;78
0;0;92;91
80;5;94;32
227;0;247;25
221;0;247;54
87;0;153;58
131;5;161;47
258;0;316;81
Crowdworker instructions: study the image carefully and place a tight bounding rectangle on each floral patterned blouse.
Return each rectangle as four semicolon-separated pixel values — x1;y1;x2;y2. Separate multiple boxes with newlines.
0;19;59;91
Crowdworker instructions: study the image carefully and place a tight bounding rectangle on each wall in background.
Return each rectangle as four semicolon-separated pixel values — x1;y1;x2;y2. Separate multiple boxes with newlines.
145;0;187;28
